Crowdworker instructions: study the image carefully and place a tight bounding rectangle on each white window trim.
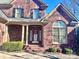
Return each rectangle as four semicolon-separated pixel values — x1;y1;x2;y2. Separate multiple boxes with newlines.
14;8;23;18
52;21;67;44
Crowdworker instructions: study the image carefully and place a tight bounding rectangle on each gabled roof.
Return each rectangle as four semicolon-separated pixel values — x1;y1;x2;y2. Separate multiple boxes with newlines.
9;0;15;4
10;0;48;10
43;3;78;23
0;10;8;23
0;10;8;19
0;0;13;23
0;0;13;9
33;0;48;10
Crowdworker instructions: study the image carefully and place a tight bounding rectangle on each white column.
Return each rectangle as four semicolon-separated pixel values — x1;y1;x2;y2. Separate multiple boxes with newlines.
5;25;9;42
22;25;25;42
26;25;29;45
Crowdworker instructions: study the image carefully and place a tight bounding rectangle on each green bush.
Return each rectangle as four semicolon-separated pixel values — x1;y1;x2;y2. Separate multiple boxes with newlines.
64;48;73;54
47;48;57;52
2;41;23;52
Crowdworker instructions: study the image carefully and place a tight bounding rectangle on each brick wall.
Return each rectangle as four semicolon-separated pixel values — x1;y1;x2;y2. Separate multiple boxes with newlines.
0;23;6;45
43;9;76;50
2;0;45;17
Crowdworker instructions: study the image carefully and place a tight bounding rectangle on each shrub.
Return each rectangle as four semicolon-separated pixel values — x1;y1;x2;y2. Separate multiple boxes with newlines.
47;48;57;53
2;41;23;52
64;48;73;54
56;48;62;53
76;49;79;55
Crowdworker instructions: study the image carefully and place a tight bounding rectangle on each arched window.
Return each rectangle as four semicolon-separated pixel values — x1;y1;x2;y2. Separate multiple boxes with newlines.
52;21;67;44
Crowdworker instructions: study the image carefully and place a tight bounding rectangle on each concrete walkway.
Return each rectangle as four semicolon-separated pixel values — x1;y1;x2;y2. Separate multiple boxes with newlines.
0;51;79;59
0;51;49;59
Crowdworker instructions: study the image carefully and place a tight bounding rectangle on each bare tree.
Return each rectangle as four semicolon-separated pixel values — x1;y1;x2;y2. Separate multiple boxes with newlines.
63;0;79;20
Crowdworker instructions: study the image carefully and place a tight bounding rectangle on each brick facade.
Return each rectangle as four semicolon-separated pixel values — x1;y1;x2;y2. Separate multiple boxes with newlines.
0;23;6;45
43;5;77;51
0;1;77;52
25;4;77;52
2;0;45;17
2;0;36;17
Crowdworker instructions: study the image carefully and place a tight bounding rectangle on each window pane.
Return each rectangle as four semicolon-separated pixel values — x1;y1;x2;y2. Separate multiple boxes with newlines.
52;28;58;34
32;9;41;19
25;0;30;3
59;28;66;35
52;28;59;42
53;35;59;42
59;28;66;43
15;9;21;18
53;21;66;28
52;21;67;44
14;8;23;18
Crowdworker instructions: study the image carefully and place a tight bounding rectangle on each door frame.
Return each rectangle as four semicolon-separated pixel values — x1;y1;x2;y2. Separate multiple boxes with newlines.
28;25;43;45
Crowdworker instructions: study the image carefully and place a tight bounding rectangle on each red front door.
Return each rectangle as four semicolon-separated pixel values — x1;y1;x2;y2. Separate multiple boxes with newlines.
28;25;42;45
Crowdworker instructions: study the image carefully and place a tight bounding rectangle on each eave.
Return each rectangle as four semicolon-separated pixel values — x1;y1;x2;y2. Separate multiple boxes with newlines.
33;0;48;10
6;18;47;25
0;17;7;23
0;4;12;9
42;3;78;23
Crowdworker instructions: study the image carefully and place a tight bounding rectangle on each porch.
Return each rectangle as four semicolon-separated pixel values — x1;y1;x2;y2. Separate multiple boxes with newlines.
7;24;43;47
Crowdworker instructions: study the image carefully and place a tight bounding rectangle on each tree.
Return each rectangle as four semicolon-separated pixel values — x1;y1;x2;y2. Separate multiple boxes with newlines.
63;0;79;20
75;27;79;55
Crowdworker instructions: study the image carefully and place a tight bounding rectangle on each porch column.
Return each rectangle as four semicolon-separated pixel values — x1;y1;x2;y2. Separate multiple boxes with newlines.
22;25;25;42
5;25;9;42
26;25;29;45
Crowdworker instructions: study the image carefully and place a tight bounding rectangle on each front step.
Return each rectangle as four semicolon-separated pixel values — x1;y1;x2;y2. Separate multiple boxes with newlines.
24;45;45;52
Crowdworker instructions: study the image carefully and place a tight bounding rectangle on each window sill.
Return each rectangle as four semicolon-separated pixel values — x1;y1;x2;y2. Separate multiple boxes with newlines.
52;42;67;45
32;41;39;43
53;42;60;45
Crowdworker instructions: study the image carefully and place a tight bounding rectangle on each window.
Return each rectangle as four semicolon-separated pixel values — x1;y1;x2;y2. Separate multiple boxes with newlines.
52;21;67;44
13;8;24;18
31;9;41;19
25;0;30;3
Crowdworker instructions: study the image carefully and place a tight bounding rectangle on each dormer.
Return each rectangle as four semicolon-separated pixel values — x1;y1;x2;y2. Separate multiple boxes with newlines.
31;8;41;19
2;0;47;19
13;6;24;18
33;0;48;10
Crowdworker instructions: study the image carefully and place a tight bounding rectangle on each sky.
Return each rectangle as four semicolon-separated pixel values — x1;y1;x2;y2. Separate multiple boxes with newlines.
0;0;62;13
42;0;63;14
0;0;63;14
42;0;79;20
0;0;79;20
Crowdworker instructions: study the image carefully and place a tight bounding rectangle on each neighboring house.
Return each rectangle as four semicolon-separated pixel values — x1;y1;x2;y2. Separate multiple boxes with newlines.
0;0;78;52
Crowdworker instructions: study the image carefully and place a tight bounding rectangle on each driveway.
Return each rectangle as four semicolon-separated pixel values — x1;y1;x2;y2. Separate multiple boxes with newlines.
0;51;79;59
0;51;49;59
